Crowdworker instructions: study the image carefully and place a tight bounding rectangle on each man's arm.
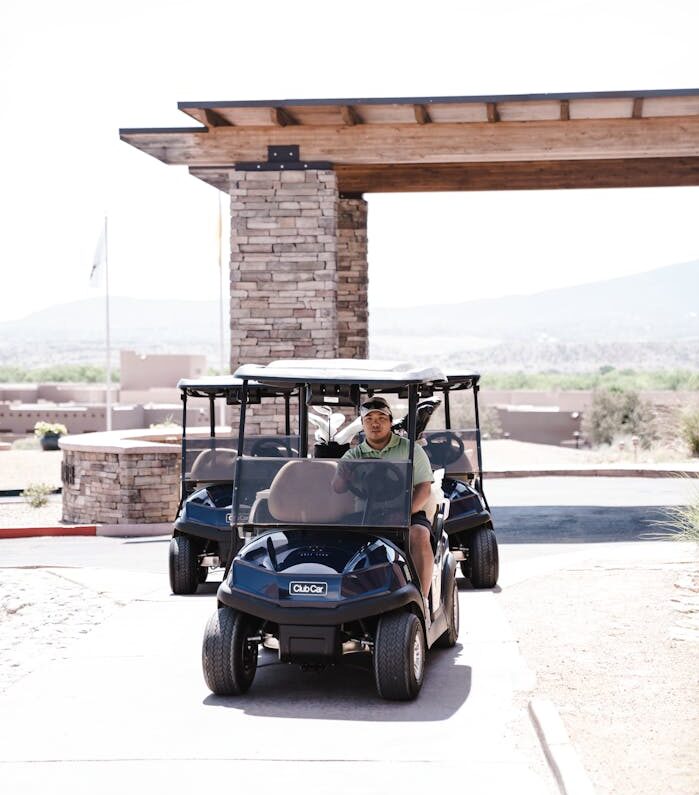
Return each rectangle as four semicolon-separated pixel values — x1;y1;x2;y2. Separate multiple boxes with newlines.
332;451;355;493
411;480;432;513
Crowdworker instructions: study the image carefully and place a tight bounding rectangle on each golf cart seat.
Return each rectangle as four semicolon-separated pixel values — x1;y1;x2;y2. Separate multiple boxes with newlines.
190;448;237;484
268;460;355;523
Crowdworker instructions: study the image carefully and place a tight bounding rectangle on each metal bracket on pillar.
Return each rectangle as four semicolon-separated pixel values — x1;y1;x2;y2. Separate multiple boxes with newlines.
235;145;332;171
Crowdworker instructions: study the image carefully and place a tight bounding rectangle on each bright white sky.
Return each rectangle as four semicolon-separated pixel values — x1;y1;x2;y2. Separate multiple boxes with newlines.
0;0;697;322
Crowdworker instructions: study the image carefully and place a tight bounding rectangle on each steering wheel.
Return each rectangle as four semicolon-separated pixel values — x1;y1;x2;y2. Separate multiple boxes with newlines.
345;461;404;503
424;432;465;468
249;438;292;458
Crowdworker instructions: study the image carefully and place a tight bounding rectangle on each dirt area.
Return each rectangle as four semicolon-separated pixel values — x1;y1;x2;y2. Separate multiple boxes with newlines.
0;495;63;528
0;567;119;692
0;449;62;490
500;542;699;795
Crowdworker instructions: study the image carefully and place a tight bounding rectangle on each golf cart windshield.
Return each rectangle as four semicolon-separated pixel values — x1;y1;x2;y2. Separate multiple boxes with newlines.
184;435;300;483
232;457;412;528
421;429;481;479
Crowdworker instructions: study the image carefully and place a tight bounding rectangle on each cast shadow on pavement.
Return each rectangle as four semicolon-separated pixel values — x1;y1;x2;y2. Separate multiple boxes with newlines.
203;646;471;722
492;505;675;543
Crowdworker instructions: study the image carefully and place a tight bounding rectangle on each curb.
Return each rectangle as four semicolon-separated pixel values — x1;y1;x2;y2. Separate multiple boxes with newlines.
529;698;596;795
1;523;171;540
0;525;97;539
485;468;699;479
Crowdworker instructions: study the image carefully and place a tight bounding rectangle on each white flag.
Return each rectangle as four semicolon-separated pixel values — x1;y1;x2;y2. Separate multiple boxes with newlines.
89;227;106;288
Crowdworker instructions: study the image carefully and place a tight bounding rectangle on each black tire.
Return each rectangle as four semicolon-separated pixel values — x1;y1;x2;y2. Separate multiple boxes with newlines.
466;526;499;589
198;565;208;584
436;576;459;648
202;607;258;695
169;535;199;595
374;611;425;701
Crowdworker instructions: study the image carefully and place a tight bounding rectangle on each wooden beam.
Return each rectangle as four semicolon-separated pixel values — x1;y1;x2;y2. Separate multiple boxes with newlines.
120;116;699;167
560;100;570;121
632;98;644;119
414;104;431;124
340;105;362;126
204;108;232;128
487;102;499;122
333;157;699;192
270;107;297;126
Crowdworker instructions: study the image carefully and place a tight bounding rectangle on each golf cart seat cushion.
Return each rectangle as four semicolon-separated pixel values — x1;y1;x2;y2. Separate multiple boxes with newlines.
190;448;237;482
268;460;355;523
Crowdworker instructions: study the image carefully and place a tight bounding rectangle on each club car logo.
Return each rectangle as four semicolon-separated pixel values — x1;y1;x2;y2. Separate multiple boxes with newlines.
289;581;328;596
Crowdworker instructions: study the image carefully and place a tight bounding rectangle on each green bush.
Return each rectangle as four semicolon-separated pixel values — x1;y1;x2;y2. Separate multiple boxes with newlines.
583;389;658;447
0;365;119;383
22;483;54;508
481;368;699;392
680;408;699;457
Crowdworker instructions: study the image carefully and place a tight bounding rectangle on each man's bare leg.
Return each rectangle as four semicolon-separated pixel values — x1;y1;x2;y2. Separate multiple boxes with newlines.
409;524;434;598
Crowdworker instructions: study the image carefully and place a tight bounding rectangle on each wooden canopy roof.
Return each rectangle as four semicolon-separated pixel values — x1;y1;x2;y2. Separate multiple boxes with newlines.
120;89;699;193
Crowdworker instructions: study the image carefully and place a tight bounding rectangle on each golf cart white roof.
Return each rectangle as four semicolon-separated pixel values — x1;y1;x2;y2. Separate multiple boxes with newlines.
235;359;446;388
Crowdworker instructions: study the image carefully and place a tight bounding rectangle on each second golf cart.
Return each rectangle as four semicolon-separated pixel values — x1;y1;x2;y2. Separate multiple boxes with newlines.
169;376;299;594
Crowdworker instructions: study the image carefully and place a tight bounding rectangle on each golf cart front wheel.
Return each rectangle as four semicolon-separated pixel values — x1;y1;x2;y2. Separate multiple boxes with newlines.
202;607;258;696
169;535;200;595
374;611;425;701
461;526;499;589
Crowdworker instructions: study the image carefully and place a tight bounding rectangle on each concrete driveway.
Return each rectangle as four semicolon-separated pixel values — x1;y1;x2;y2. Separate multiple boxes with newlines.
0;563;555;794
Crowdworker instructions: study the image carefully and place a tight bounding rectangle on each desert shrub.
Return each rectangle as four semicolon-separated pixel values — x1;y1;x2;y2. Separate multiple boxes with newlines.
680;408;699;457
662;487;699;542
583;389;658;447
22;483;54;508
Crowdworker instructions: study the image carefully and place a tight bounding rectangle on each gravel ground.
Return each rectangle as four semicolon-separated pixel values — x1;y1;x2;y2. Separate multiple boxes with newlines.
0;495;64;528
0;567;120;693
0;449;62;491
500;542;699;795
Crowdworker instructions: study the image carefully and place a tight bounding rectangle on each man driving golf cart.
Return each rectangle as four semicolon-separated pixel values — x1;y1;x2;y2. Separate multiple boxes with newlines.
333;395;435;614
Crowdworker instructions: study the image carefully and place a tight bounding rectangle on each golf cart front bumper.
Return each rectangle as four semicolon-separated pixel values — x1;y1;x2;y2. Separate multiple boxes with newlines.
217;558;422;626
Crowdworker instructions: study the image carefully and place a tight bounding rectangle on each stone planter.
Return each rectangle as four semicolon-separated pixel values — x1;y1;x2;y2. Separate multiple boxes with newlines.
40;432;62;451
60;429;181;525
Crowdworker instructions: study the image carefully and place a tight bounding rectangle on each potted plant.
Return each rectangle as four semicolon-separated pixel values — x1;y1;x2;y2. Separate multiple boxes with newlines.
34;421;68;451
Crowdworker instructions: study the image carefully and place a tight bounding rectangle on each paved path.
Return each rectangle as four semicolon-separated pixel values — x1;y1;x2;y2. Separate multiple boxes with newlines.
0;564;555;794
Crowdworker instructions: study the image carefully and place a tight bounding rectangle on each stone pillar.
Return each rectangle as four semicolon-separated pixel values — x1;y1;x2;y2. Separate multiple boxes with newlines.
337;196;369;359
227;171;370;434
229;169;339;365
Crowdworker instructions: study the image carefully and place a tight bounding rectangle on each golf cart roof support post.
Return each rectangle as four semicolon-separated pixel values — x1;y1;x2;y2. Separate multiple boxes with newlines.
209;394;216;437
232;380;249;525
407;383;417;515
284;393;291;437
473;384;488;506
444;388;452;429
180;391;188;502
299;385;308;457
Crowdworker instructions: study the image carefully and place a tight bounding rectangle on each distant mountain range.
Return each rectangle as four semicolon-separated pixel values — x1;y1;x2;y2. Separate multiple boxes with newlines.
370;260;699;343
1;260;697;371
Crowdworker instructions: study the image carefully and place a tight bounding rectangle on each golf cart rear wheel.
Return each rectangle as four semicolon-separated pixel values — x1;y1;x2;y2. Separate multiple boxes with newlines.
202;607;258;696
461;526;499;589
169;535;200;595
374;611;425;701
436;577;459;648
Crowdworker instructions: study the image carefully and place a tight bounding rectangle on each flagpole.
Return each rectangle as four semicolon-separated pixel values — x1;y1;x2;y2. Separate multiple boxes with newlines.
104;216;113;432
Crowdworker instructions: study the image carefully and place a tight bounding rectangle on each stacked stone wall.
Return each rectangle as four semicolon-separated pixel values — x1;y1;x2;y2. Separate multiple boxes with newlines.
62;449;180;524
228;168;340;434
337;197;369;359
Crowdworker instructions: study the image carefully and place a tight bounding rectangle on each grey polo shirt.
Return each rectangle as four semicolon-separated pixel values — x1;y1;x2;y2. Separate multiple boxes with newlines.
341;433;433;486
